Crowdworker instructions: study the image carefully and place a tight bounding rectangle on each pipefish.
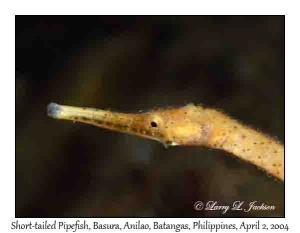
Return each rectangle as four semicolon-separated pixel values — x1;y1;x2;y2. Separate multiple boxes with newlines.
47;102;284;181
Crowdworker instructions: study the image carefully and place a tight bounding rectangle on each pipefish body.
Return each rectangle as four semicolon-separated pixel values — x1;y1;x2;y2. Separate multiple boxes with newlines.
47;102;284;181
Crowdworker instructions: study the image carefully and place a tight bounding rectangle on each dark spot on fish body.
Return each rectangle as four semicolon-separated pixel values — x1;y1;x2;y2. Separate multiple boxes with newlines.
113;123;122;129
123;125;130;130
200;124;211;144
165;141;173;147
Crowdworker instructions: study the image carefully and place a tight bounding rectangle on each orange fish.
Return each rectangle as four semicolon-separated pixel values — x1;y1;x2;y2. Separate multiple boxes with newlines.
47;103;284;181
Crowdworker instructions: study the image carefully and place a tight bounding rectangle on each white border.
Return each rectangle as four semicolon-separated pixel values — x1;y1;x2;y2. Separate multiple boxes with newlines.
2;0;298;232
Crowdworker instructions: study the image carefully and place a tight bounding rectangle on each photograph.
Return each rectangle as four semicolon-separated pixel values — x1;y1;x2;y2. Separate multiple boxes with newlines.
16;15;284;217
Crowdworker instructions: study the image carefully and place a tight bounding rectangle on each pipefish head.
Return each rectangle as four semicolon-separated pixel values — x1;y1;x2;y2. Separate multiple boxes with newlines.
47;103;210;148
135;104;210;147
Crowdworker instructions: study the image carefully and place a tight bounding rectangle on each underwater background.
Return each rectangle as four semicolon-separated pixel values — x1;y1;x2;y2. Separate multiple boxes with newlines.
16;16;284;217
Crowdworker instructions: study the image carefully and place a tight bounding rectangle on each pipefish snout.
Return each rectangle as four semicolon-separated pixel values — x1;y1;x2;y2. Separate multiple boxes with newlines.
47;103;62;118
47;102;284;181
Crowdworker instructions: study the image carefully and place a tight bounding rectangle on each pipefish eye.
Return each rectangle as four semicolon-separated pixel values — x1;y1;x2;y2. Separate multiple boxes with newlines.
150;121;158;127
